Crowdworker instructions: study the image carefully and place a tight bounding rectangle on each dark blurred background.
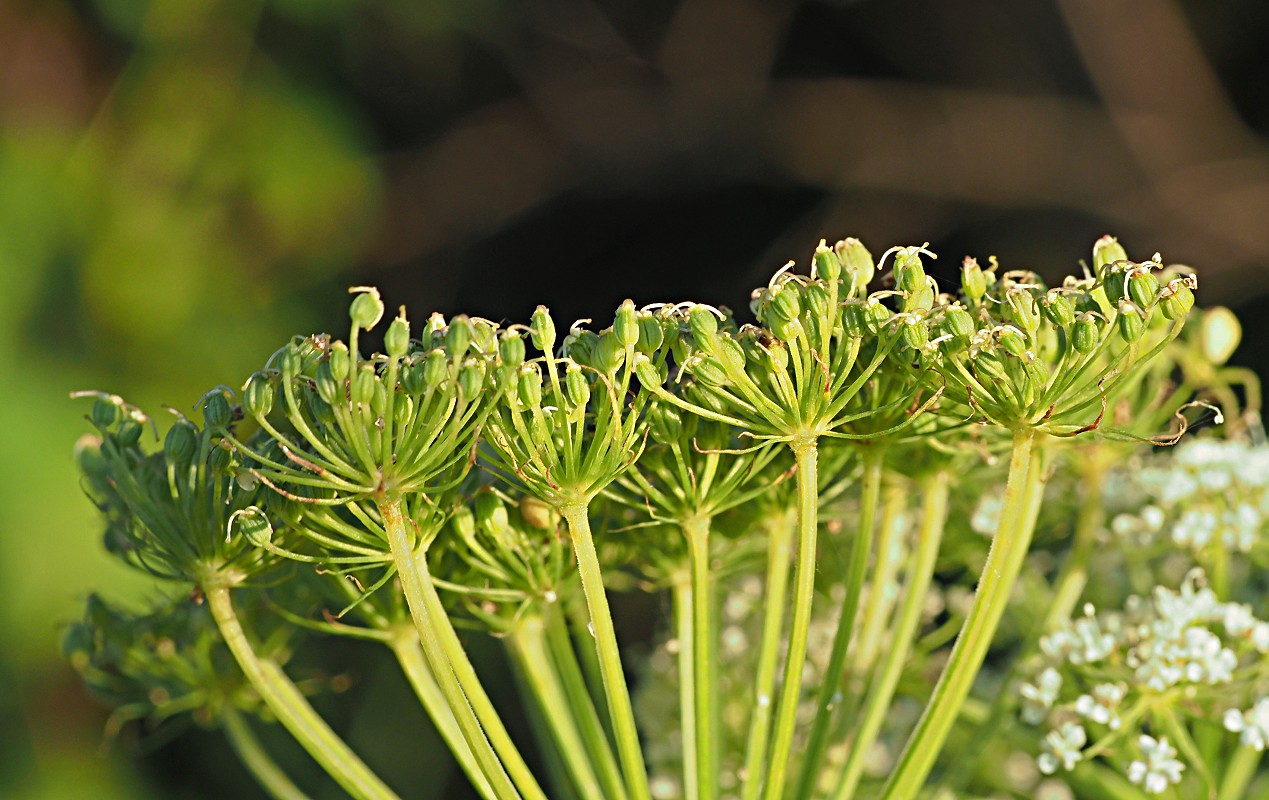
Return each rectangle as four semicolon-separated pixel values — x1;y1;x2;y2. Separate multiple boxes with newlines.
2;0;1267;797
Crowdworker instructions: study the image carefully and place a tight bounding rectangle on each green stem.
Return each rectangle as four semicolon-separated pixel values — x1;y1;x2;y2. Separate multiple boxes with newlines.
561;503;653;800
879;428;1044;799
389;635;496;800
685;516;718;800
854;478;905;676
376;500;524;800
673;574;699;800
1219;745;1262;800
506;614;606;799
542;608;627;800
220;704;312;800
762;440;820;800
740;507;797;800
204;584;399;800
792;445;883;800
830;471;949;800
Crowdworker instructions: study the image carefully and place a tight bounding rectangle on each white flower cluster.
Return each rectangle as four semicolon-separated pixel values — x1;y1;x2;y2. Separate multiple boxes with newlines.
1021;570;1269;793
1111;438;1269;553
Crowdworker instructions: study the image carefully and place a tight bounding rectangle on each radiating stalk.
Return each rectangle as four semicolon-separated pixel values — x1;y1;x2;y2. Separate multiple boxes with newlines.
562;503;653;800
831;471;949;800
204;583;399;800
879;428;1044;799
740;507;796;800
1218;745;1262;800
793;446;884;799
762;441;820;800
220;704;311;800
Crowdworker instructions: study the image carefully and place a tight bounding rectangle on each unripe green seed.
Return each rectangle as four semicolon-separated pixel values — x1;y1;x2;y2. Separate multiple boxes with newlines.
202;391;233;430
716;335;746;374
424;349;448;389
961;257;988;303
893;249;927;296
349;288;385;331
565;363;591;409
475;491;509;537
614;300;639;348
458;358;485;398
763;341;789;372
814;241;841;283
351;364;377;407
864;297;892;336
370;376;390;418
164;420;198;466
941;305;976;344
530;306;556;353
279;342;304;379
648;402;683;446
519;497;553;530
689;306;720;349
393;393;413;426
903;282;935;313
841;301;871;338
688;355;728;388
1100;261;1129;305
996;326;1029;357
592;331;625;374
232;507;274;547
769;284;801;324
1159;278;1196;322
452;505;477;540
1116;301;1145;343
384;309;410;358
315;360;342;405
1039;290;1076;329
91;396;123;429
207;441;233;475
499;331;526;370
1126;269;1160;310
804;282;832;324
1199;306;1239;366
327;342;351;383
636;312;664;355
401;356;427;395
243;372;274;417
518;363;543;408
471;319;497;354
447;316;473;361
836;238;875;287
633;355;665;390
1005;287;1041;336
900;314;929;351
1092;235;1128;272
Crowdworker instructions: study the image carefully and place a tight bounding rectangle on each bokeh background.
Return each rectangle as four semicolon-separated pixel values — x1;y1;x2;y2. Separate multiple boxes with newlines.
2;0;1267;797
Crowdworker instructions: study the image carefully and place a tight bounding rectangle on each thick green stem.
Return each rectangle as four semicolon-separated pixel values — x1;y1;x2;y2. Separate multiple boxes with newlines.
762;441;820;800
673;575;699;800
685;516;718;800
831;471;949;800
879;428;1044;799
1219;745;1262;800
220;704;312;800
204;584;399;800
506;614;606;799
389;635;496;800
561;503;653;800
740;507;797;800
377;501;524;800
792;446;884;800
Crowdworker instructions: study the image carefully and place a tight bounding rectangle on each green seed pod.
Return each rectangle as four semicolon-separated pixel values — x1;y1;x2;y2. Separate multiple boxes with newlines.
326;342;350;383
803;281;832;325
207;440;233;476
451;504;477;540
474;491;510;537
351;363;377;407
900;314;929;351
1126;268;1160;310
518;363;543;409
961;257;988;304
305;389;335;426
458;358;486;398
384;309;410;358
863;296;893;336
424;313;447;348
716;334;747;374
688;355;729;388
1199;306;1239;366
614;299;639;348
74;434;106;483
893;249;927;296
770;315;804;342
447;316;473;361
243;372;275;417
689;306;720;349
91;396;123;429
232;507;274;547
768;284;802;325
424;349;448;390
1092;235;1128;272
393;393;413;426
996;326;1029;357
635;311;664;355
163;420;198;466
471;319;497;354
1005;287;1041;336
202;391;233;431
648;401;683;446
349;287;385;331
530;306;556;353
400;355;427;395
370;375;390;418
564;329;598;366
941;304;976;345
565;363;591;409
841;300;871;338
499;330;526;371
1100;260;1129;305
1159;278;1196;322
634;355;665;390
1116;301;1145;343
835;238;874;288
903;282;935;314
813;241;842;283
315;360;342;405
519;496;553;530
278;342;304;379
762;341;789;373
1038;290;1076;329
592;331;625;374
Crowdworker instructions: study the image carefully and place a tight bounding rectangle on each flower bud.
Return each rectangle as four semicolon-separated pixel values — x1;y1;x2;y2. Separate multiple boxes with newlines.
91;396;123;429
202;391;233;431
648;402;683;445
231;507;274;547
499;330;526;370
1199;306;1240;366
349;287;384;331
474;491;509;537
1126;268;1160;310
518;363;543;409
1116;301;1145;343
814;241;842;283
961;257;988;303
634;355;666;390
1159;277;1195;321
458;358;486;398
689;306;720;349
1092;235;1128;272
614;299;639;349
519;496;553;530
635;311;664;355
565;363;591;409
1038;290;1076;329
835;238;875;287
164;420;198;466
530;306;556;353
384;309;410;359
447;316;473;361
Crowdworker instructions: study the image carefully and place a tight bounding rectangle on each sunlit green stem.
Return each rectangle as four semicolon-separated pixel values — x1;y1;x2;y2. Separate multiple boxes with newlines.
685;516;718;800
740;507;797;800
792;445;884;800
561;503;653;800
506;613;606;799
377;500;526;800
762;440;819;800
389;634;496;800
880;428;1044;799
204;583;398;800
831;471;949;800
672;573;699;800
1218;745;1262;800
220;704;311;800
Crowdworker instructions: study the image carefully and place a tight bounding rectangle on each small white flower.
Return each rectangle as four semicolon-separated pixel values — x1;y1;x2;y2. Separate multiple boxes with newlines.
1127;735;1184;794
1225;698;1269;751
1020;668;1063;725
1036;722;1086;774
